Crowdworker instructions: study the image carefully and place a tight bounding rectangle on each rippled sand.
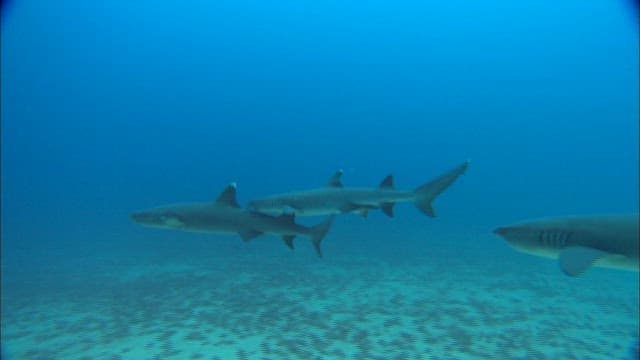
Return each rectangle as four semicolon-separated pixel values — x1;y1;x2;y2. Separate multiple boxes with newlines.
2;244;638;360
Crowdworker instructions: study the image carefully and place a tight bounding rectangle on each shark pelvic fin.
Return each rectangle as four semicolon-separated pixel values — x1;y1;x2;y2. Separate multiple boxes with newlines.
379;175;394;189
381;202;395;217
327;170;344;188
239;229;263;242
216;183;240;208
558;246;607;276
282;235;295;250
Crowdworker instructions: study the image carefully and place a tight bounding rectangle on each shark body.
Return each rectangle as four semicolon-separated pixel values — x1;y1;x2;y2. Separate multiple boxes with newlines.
494;214;639;276
130;183;333;257
249;161;469;218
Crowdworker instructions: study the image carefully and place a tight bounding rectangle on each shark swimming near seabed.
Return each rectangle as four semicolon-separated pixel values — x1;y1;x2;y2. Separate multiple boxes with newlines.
248;161;469;218
494;214;639;276
130;183;334;257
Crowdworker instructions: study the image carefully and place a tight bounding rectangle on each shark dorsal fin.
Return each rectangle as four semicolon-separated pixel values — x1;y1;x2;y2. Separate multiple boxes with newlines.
327;170;344;188
216;183;240;208
379;175;394;189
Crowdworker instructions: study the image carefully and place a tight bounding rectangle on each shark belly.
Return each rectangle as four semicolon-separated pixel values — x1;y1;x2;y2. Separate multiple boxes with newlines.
517;246;639;271
180;215;245;235
294;208;342;216
595;254;639;271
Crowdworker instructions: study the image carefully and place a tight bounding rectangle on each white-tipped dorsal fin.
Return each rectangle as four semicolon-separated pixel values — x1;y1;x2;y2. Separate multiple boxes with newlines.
379;175;394;189
327;170;344;188
216;182;240;208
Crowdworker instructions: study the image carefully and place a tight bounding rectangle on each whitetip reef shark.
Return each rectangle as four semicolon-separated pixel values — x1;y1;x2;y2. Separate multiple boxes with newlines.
494;214;639;276
248;161;469;218
130;183;333;257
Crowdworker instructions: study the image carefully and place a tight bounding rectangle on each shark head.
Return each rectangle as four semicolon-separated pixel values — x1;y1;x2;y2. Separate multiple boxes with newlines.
130;206;186;229
494;222;574;258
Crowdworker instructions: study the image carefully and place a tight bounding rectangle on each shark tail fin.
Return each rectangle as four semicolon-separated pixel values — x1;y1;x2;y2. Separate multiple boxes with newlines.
413;161;469;217
308;216;334;258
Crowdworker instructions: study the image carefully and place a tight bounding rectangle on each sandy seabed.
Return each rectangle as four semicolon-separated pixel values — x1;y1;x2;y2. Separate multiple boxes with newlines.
2;243;638;360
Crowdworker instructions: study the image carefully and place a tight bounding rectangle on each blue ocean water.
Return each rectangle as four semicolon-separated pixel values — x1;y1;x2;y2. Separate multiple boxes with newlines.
2;0;638;359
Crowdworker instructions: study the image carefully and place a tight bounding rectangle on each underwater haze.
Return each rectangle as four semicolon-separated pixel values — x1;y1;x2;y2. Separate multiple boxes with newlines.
2;0;639;359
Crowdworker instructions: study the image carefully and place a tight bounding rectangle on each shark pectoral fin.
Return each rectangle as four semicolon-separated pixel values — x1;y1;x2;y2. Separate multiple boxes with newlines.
358;209;369;218
282;235;295;250
558;246;607;277
381;202;395;218
239;230;263;242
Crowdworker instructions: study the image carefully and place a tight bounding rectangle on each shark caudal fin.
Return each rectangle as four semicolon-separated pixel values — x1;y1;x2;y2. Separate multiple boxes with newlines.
308;216;334;258
413;161;469;217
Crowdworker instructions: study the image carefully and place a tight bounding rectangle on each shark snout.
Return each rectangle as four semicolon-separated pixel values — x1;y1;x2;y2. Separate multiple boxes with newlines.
493;225;534;249
493;227;509;236
493;226;521;243
130;212;151;224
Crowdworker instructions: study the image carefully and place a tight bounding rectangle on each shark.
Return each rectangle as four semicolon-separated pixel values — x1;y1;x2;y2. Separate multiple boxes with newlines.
494;214;639;276
130;183;334;257
248;161;469;218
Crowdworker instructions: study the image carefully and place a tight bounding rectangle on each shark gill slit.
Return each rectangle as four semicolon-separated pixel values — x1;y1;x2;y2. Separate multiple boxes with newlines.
563;231;572;246
539;230;569;248
538;231;547;246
